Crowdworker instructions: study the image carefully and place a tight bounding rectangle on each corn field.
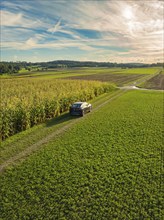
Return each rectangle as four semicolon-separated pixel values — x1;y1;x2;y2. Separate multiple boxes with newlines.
1;78;115;140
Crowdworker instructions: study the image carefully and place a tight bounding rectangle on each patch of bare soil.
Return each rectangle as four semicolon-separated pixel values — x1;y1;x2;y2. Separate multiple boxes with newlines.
66;73;146;86
143;73;164;90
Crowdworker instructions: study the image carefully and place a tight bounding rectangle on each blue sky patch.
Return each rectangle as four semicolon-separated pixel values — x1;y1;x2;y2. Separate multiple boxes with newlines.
74;29;101;39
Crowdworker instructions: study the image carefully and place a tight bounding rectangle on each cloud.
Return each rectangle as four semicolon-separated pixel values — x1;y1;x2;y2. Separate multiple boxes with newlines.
1;0;164;63
47;19;62;33
1;10;23;26
1;10;44;29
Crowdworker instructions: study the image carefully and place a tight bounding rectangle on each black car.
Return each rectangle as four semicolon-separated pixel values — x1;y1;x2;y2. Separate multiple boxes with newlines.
70;102;92;116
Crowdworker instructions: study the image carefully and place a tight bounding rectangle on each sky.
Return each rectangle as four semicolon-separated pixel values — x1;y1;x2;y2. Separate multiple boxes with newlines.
1;0;164;63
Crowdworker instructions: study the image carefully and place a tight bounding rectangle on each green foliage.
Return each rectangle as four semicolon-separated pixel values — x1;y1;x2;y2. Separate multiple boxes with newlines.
120;68;160;74
0;62;20;74
0;91;163;219
1;78;115;140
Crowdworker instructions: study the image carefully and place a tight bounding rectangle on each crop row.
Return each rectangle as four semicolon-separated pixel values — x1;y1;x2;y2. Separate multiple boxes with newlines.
1;78;115;140
1;90;163;219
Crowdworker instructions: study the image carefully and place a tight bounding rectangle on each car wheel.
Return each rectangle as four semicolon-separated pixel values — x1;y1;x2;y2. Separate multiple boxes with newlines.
81;110;84;116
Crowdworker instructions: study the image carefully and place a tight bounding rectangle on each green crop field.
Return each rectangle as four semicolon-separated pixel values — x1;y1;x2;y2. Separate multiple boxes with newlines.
9;68;123;79
1;78;115;140
1;90;163;219
119;68;160;74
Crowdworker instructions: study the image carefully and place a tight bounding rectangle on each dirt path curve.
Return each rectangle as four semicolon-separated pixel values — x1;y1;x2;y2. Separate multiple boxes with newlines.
119;85;163;91
0;90;127;173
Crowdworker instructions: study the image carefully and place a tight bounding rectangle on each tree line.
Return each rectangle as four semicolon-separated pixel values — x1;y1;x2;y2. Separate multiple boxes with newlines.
0;60;163;74
0;62;21;74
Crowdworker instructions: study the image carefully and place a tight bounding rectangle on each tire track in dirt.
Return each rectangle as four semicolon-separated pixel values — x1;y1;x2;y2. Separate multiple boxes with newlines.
0;90;127;173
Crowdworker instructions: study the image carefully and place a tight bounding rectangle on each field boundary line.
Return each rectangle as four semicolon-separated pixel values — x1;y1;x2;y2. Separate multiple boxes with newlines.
0;90;126;174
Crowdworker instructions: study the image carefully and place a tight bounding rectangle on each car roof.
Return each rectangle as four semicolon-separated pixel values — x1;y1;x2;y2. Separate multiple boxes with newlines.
73;102;86;105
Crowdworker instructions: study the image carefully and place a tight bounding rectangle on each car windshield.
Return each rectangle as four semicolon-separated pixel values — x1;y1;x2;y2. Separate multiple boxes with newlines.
72;103;82;108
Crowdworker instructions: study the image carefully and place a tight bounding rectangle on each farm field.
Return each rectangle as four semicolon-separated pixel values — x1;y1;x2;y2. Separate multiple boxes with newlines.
139;70;164;90
24;67;161;87
66;72;146;85
1;78;115;140
4;67;160;85
64;68;161;86
7;68;123;79
0;90;163;219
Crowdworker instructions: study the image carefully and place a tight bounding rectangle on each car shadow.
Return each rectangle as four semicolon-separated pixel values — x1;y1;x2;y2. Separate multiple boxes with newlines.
45;112;79;128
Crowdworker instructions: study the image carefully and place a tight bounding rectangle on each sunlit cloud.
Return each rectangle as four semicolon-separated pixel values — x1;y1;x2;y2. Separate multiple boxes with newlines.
1;0;163;63
1;10;44;29
1;10;23;26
